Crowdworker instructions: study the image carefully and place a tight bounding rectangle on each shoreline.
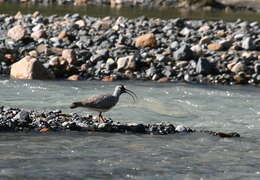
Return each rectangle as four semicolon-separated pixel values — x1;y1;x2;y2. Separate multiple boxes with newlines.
1;13;260;86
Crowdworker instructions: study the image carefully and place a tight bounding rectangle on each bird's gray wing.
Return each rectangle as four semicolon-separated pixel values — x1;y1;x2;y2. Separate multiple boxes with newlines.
81;94;118;109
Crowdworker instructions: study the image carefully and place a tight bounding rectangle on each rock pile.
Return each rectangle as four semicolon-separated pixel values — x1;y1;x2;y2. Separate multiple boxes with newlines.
0;106;240;137
0;13;260;85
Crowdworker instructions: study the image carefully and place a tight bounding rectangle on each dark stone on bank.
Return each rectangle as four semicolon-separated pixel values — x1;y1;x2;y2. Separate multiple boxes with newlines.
174;45;194;61
196;58;218;75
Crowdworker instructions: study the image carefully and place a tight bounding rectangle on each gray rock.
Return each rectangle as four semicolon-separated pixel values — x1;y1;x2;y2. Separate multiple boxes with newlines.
254;63;260;74
170;41;179;50
14;110;31;126
242;37;254;50
156;54;166;61
146;65;156;77
174;45;194;61
90;54;104;64
196;58;218;75
117;55;136;71
175;125;187;132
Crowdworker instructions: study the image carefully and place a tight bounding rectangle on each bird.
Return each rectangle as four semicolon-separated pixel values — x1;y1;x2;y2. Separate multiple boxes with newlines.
69;85;137;122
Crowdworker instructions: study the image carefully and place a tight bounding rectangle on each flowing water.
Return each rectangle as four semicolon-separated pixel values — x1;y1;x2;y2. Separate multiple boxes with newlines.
1;2;260;179
0;78;260;179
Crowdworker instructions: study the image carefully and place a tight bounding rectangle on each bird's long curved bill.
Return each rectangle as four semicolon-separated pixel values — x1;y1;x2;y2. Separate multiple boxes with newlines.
125;89;138;103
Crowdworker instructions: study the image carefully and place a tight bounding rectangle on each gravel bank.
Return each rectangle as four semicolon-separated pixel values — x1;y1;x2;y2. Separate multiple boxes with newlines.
0;106;240;137
1;12;260;85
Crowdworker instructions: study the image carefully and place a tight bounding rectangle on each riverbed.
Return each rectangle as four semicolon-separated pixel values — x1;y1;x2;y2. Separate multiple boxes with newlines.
0;79;260;179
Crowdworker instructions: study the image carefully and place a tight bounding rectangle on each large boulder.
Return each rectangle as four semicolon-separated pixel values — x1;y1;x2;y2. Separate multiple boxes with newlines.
10;56;54;80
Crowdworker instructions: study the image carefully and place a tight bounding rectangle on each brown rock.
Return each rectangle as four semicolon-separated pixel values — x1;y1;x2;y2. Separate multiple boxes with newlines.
74;0;88;5
216;30;226;38
220;53;229;61
10;56;54;80
28;50;38;57
199;36;211;44
39;128;50;132
67;74;81;81
102;76;114;82
31;30;46;39
207;43;223;51
231;62;244;73
117;55;136;71
58;31;67;39
80;64;89;71
62;49;77;64
241;52;254;60
233;72;246;83
50;47;63;55
36;44;48;54
4;53;16;64
32;11;40;18
198;25;210;32
14;11;23;19
7;25;26;41
162;51;171;56
135;33;157;48
227;61;236;71
48;56;60;66
92;20;111;30
157;77;170;83
75;20;86;28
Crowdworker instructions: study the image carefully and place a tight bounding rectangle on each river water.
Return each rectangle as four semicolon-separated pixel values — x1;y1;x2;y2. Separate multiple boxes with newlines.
1;2;260;21
0;79;260;179
1;2;260;179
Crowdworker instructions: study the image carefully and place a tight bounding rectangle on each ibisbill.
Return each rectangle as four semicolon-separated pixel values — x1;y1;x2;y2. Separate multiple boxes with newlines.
69;85;137;122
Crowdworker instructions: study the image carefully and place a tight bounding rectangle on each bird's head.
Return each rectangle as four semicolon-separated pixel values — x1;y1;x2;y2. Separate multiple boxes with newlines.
114;85;137;102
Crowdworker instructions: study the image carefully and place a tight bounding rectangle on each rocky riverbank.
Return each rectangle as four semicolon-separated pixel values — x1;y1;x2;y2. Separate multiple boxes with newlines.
0;106;240;137
1;12;260;85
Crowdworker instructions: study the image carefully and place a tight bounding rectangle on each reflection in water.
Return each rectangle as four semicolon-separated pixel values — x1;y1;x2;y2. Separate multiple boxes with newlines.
0;2;260;21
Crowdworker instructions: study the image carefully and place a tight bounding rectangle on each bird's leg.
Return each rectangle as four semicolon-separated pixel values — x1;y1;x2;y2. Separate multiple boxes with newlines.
99;112;105;123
